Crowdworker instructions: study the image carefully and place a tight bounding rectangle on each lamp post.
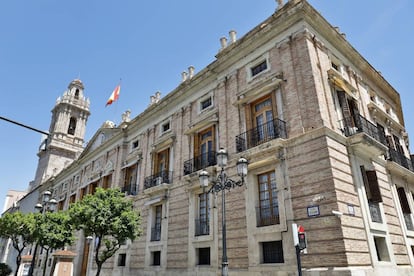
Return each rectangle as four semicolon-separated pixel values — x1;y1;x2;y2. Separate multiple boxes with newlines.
199;148;248;276
28;190;57;276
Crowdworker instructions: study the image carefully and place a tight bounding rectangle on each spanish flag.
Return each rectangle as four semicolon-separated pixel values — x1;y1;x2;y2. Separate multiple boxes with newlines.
105;84;121;106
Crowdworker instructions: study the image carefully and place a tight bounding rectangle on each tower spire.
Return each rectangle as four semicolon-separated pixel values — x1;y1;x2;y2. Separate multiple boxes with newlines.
30;79;91;190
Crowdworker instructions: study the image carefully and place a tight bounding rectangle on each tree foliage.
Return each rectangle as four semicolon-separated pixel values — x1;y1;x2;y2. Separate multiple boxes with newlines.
34;211;74;276
0;263;12;276
35;211;74;250
0;212;36;276
69;188;141;276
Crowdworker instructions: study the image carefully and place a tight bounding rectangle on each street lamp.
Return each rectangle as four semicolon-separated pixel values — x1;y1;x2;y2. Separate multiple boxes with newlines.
28;190;57;276
199;148;248;276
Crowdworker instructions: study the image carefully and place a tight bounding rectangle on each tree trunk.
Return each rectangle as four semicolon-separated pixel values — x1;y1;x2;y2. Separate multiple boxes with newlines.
28;243;39;276
95;263;102;276
42;248;49;276
14;254;21;276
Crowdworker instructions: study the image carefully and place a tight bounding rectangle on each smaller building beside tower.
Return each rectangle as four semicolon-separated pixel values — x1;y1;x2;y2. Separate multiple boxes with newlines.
0;79;90;274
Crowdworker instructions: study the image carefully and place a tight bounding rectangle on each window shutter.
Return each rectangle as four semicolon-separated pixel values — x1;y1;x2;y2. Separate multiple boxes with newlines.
386;135;394;149
397;187;411;214
271;90;278;119
194;133;200;158
393;135;404;154
211;125;216;152
366;170;382;203
153;152;159;174
245;104;252;131
337;91;353;126
166;148;170;171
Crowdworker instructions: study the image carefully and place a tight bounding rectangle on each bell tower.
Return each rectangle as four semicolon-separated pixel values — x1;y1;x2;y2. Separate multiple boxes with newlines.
31;79;91;189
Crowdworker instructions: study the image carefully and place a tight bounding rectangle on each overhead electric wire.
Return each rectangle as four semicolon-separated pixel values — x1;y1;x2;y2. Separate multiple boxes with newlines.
0;116;49;136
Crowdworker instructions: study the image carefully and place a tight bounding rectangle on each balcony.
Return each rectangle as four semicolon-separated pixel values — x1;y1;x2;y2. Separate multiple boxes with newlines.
388;149;414;172
195;219;209;236
184;151;217;175
144;171;173;190
412;155;414;170
256;204;280;227
151;224;161;241
340;114;387;145
236;118;287;153
121;183;137;196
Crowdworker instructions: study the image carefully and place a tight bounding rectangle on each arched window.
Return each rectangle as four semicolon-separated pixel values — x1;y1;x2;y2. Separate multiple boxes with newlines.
74;89;79;99
68;117;77;135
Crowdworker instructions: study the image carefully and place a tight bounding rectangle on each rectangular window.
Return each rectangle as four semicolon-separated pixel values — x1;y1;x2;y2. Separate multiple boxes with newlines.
151;205;162;241
360;166;383;223
103;174;112;189
373;236;390;262
360;166;382;203
200;96;212;111
257;171;279;227
80;187;87;200
397;187;414;230
117;253;126;266
337;91;360;135
251;60;268;77
123;164;138;195
155;148;170;174
67;117;77;135
237;89;284;150
57;201;64;211
194;126;216;168
89;181;98;195
376;123;386;145
132;140;139;150
152;251;161;266
198;247;210;265
196;192;209;236
69;194;76;204
161;121;170;133
243;94;278;150
262;241;284;263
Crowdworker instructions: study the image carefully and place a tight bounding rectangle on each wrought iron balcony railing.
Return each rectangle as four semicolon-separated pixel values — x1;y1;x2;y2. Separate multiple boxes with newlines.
151;224;161;241
340;114;387;145
121;183;137;196
144;170;173;189
388;149;414;172
412;155;414;171
236;118;287;153
256;204;280;227
195;218;210;236
184;151;217;175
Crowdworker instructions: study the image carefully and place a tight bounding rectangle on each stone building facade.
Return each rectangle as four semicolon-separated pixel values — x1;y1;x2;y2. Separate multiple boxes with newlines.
21;0;414;275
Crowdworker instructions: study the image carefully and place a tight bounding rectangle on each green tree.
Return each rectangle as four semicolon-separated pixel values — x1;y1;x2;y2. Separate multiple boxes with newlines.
34;211;74;276
69;188;141;276
0;212;36;276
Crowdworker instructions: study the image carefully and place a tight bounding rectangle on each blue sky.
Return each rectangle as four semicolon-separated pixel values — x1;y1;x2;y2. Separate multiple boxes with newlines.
1;0;413;210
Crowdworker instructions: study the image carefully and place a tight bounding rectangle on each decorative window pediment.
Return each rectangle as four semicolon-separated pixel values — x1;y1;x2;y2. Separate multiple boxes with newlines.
184;109;218;135
234;71;284;106
152;132;175;153
328;68;356;97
